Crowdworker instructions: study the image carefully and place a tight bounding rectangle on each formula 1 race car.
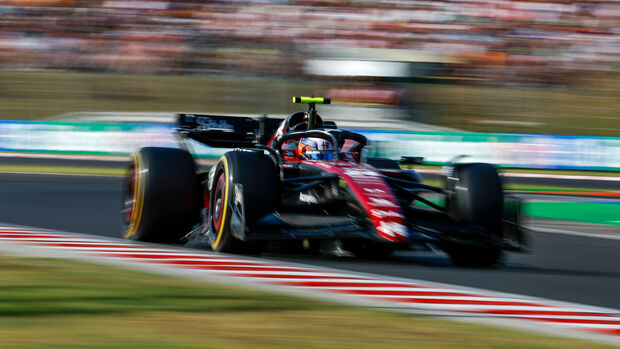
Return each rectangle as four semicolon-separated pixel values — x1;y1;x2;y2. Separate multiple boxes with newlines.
121;97;526;266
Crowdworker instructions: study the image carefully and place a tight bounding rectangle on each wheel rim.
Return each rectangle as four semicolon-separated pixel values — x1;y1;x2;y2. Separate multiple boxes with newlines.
211;171;226;234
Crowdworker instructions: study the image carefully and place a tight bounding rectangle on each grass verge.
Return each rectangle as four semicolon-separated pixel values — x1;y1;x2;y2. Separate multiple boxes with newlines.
523;202;620;226
1;70;619;136
0;165;125;176
0;254;614;349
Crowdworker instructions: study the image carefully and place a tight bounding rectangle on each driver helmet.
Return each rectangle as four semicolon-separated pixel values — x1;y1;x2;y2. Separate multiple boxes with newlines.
297;137;334;160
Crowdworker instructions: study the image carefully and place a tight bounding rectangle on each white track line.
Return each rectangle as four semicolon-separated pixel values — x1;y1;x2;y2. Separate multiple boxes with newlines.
530;227;620;241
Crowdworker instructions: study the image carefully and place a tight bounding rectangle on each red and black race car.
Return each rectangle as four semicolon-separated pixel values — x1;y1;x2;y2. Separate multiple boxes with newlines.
121;97;526;266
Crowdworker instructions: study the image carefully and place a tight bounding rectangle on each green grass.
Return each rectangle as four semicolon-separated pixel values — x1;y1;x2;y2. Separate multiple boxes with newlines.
0;254;615;349
409;74;620;136
0;70;324;119
415;198;620;226
523;202;620;226
0;165;126;176
1;70;619;136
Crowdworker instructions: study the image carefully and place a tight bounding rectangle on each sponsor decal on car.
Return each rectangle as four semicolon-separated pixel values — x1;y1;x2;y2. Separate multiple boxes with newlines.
376;221;408;238
370;209;404;219
299;192;318;204
195;116;235;132
368;197;399;208
363;187;385;195
343;168;381;179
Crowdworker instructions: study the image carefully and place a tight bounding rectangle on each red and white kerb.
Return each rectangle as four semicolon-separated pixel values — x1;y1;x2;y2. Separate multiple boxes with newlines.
0;224;618;339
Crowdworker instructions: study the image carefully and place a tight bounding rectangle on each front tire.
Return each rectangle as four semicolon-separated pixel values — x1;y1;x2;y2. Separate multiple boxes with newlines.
207;151;277;252
122;147;198;242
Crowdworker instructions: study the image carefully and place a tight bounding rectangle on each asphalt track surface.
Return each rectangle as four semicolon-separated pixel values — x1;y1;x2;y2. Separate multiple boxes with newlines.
0;171;618;312
3;156;620;190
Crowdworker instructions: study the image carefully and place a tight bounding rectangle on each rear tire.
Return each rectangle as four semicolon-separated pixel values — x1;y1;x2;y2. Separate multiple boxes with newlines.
444;163;504;267
207;151;277;253
122;147;198;242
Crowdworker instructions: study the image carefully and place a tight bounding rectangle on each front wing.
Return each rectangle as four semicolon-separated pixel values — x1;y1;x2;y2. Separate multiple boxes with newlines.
226;199;527;252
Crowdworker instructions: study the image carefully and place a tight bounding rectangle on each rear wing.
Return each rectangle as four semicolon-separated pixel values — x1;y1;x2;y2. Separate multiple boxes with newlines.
177;113;283;148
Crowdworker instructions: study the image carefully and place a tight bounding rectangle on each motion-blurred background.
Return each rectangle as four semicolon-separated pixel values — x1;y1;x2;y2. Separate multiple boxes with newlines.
0;5;619;348
1;0;618;136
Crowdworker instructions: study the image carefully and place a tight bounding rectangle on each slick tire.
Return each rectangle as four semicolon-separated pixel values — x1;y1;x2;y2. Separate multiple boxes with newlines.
122;147;198;242
207;151;277;253
445;163;504;267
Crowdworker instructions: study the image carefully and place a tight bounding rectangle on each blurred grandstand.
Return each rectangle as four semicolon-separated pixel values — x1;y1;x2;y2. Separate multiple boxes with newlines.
2;0;618;82
0;0;618;134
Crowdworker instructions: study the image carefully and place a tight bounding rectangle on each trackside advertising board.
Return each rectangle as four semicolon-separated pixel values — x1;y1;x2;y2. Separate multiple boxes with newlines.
0;121;225;159
0;121;618;171
361;130;620;171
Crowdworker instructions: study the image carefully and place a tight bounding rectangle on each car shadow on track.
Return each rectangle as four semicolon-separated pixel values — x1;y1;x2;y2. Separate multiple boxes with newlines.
260;250;619;280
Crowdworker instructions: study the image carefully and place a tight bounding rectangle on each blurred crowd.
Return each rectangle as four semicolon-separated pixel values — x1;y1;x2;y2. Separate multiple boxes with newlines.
1;0;618;84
